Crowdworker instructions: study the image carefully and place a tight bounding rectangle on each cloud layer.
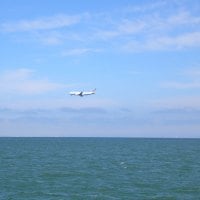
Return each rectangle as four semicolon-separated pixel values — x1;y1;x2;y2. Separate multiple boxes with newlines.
162;67;200;89
0;69;65;95
1;2;200;51
1;14;83;32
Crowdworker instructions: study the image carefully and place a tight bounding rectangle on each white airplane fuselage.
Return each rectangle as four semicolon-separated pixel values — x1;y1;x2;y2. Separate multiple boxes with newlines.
69;89;96;97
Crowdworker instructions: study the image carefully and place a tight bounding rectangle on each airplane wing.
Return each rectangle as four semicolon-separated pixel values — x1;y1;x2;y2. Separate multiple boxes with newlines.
69;89;96;96
69;91;82;96
82;89;96;96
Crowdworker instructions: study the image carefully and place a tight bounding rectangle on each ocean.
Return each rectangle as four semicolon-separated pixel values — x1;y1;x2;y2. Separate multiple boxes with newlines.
0;138;199;199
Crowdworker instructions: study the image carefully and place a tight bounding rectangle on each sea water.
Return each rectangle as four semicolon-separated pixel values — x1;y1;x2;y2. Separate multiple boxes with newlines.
0;138;200;199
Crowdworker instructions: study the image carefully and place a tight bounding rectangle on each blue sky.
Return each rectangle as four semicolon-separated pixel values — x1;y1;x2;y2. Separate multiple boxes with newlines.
0;0;200;137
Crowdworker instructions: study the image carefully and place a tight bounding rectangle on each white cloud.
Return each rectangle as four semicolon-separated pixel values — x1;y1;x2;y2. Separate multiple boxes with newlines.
96;19;146;40
123;31;200;52
167;11;200;26
168;32;200;48
124;1;167;13
1;2;200;51
41;35;62;45
162;81;200;89
183;68;200;77
96;9;200;37
1;14;82;32
161;67;200;89
62;48;101;56
94;7;200;51
152;96;200;110
0;68;66;95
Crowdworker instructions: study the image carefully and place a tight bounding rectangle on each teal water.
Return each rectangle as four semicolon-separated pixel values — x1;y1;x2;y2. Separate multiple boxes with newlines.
0;138;200;199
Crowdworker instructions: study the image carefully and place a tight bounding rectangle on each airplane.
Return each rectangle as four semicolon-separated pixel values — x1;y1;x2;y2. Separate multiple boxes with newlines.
69;88;96;97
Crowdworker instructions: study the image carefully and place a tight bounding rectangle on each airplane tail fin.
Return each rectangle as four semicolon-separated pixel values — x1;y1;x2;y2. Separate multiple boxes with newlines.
92;88;96;93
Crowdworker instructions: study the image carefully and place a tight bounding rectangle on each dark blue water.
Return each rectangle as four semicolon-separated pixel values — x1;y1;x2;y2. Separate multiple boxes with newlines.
0;138;200;199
